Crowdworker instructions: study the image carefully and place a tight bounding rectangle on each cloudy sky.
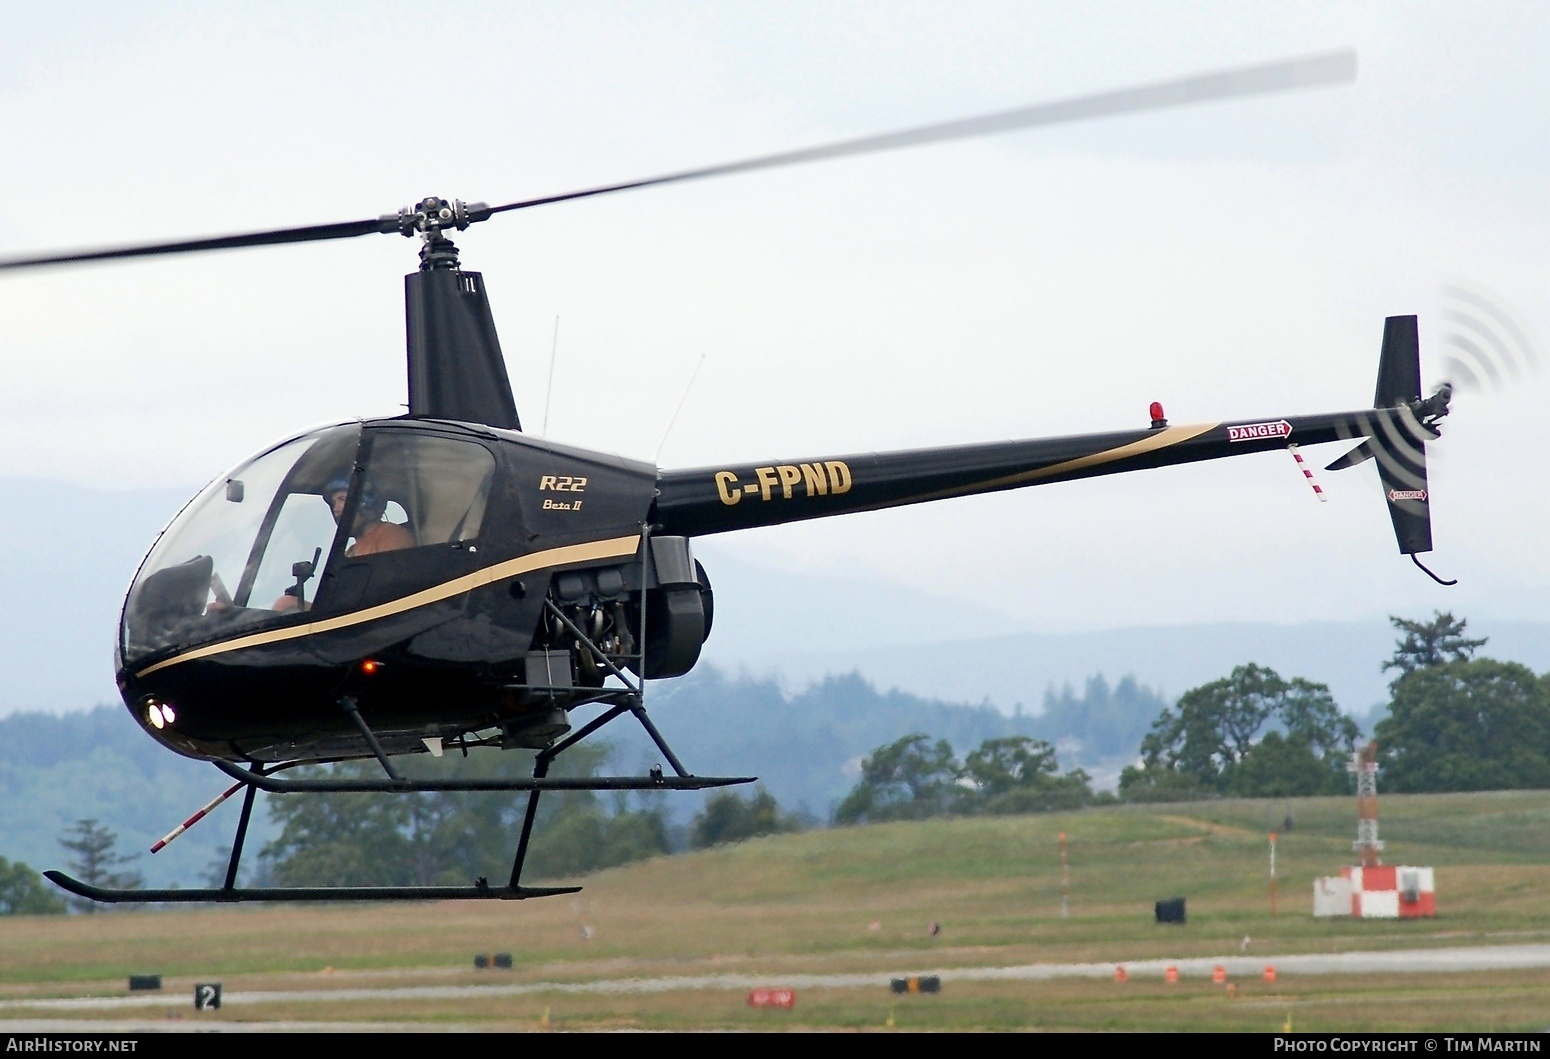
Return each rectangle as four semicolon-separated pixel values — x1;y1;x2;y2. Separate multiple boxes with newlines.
1;2;1546;634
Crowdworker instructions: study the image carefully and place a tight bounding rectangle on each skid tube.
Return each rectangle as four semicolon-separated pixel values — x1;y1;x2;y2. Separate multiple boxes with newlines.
212;759;753;794
43;872;581;904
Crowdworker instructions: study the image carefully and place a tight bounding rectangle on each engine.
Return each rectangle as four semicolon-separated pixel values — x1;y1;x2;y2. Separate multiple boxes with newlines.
531;536;713;686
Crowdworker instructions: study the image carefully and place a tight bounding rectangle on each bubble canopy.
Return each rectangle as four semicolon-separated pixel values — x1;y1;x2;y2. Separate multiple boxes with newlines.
121;424;363;666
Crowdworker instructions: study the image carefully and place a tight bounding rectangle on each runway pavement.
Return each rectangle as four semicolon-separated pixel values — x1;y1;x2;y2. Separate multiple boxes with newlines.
3;943;1550;1014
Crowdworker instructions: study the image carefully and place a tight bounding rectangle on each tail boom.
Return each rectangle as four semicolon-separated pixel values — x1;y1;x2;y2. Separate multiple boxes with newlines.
653;408;1413;537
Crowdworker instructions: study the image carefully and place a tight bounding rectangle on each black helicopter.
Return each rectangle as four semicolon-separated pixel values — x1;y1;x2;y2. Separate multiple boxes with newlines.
1;48;1451;905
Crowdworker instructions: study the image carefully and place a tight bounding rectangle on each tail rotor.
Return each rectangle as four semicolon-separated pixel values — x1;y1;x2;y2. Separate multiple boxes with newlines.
1438;283;1542;394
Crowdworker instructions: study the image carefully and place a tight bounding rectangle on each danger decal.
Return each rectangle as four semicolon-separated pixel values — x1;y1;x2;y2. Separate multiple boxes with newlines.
1227;420;1293;443
1387;489;1428;502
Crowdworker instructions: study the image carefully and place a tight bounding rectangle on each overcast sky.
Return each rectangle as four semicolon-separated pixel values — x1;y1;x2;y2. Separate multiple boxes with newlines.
1;2;1547;634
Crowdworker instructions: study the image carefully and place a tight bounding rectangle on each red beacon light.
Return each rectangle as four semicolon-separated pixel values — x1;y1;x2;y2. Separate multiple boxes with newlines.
1149;402;1168;429
360;659;382;675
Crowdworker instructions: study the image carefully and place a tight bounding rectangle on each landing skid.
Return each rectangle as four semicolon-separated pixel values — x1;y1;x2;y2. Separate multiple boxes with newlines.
43;871;580;904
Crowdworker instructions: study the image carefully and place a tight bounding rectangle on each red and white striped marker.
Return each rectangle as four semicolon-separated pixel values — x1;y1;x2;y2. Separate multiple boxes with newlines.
150;781;243;853
1288;444;1327;502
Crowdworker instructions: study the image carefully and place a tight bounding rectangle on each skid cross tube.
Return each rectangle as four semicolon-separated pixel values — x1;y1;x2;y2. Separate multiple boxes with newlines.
340;695;402;780
211;759;750;793
546;703;634;759
630;704;690;778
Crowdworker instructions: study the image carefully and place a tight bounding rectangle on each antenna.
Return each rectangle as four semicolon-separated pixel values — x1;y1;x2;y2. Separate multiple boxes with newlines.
654;354;706;462
541;316;559;436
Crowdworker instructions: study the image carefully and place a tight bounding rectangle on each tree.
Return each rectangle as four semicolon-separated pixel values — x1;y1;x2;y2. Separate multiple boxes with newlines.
960;736;1093;813
58;819;144;913
1121;664;1359;798
835;733;1095;823
260;763;414;887
833;733;961;824
1230;731;1343;798
1116;763;1211;803
1374;659;1550;792
690;786;795;849
1035;675;1171;761
0;857;66;915
1383;611;1487;677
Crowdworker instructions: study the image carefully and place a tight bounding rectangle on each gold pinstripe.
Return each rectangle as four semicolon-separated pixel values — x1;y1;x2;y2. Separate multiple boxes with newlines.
881;422;1220;507
134;534;643;678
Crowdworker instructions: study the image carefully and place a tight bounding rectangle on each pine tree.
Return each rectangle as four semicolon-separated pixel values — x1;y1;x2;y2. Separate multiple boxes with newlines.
58;819;144;913
1383;611;1487;676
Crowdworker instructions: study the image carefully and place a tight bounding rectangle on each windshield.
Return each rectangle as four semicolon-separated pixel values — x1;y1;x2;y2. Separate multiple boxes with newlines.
121;424;361;664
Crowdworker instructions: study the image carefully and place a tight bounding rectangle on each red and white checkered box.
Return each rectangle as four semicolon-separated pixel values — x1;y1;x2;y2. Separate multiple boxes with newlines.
1344;865;1436;918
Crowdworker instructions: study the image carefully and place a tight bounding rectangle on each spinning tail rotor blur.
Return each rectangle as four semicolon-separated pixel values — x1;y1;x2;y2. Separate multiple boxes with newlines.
1437;283;1542;395
1319;287;1540;586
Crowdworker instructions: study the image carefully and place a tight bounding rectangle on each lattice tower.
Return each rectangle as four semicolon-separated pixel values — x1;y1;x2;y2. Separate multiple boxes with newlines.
1348;741;1383;867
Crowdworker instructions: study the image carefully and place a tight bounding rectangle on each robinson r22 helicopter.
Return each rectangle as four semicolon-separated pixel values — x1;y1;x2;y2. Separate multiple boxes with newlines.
1;48;1453;905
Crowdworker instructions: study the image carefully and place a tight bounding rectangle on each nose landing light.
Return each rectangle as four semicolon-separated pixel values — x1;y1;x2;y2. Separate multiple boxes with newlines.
145;700;176;729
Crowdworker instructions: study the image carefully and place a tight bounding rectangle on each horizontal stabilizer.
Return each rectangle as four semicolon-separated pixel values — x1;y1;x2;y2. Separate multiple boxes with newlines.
1325;440;1374;472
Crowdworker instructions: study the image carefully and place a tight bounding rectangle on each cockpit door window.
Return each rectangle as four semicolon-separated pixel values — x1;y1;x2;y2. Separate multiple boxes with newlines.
350;432;496;553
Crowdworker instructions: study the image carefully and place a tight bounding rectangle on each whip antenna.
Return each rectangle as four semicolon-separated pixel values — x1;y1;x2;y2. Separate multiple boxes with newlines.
541;316;560;436
655;354;707;462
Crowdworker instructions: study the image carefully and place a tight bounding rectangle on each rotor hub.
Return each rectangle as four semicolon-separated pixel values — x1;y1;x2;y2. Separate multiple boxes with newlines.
379;197;493;270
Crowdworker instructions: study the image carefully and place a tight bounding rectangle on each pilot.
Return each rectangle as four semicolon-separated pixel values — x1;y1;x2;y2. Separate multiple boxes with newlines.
323;476;414;557
269;478;413;613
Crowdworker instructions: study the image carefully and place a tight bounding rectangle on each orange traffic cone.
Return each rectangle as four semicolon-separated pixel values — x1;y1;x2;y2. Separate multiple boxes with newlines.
1212;965;1227;984
1165;965;1179;984
1114;965;1128;983
1264;965;1278;984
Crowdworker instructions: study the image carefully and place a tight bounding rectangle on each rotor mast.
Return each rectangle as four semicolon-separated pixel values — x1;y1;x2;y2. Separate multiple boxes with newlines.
395;197;522;431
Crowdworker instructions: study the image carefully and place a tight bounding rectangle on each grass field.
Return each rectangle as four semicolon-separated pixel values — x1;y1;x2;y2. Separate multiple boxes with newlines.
4;790;1550;1031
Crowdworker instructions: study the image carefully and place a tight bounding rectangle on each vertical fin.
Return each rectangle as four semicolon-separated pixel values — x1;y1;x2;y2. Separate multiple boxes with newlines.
1372;314;1432;554
405;269;521;430
1374;315;1421;408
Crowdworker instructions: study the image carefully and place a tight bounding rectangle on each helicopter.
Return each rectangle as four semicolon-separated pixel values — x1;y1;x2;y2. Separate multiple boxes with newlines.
0;47;1454;905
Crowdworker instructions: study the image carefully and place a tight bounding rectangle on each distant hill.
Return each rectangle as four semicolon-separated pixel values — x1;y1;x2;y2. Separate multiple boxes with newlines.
715;613;1550;722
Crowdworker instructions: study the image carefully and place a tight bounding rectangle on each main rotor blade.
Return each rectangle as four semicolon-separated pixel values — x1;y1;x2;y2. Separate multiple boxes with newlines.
0;216;394;272
489;48;1356;215
0;49;1353;273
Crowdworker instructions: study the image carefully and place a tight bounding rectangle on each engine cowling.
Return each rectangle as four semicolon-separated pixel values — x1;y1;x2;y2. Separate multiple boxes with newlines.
640;537;712;679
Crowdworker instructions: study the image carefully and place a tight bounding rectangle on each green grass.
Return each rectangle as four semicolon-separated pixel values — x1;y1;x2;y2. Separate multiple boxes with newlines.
3;790;1550;1030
